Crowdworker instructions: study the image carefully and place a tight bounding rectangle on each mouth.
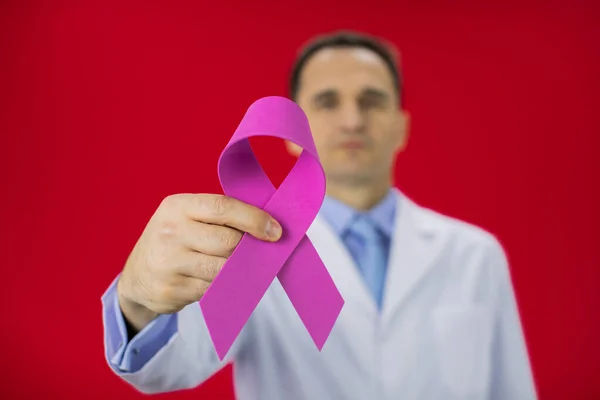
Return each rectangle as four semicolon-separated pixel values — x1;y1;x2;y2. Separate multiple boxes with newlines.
338;140;368;150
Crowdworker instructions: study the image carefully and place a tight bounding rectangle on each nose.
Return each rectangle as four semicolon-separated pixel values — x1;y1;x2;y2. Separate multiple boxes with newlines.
338;102;366;134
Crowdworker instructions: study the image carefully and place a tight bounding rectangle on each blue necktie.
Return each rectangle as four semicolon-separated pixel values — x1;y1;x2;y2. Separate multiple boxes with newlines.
347;215;388;309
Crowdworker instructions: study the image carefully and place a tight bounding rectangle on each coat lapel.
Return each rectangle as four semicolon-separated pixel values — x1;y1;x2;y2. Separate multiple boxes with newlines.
306;189;448;321
381;189;447;322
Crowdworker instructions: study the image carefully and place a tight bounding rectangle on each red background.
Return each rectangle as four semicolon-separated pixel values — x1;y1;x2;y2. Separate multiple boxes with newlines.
1;1;599;399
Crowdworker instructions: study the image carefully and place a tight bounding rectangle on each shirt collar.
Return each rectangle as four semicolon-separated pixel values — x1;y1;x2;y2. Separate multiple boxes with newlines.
319;188;398;239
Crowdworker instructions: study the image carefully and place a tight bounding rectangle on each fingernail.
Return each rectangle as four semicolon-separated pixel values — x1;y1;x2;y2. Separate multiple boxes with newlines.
266;219;282;240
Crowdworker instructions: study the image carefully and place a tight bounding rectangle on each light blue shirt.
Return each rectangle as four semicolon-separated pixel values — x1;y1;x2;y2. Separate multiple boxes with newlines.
102;189;397;373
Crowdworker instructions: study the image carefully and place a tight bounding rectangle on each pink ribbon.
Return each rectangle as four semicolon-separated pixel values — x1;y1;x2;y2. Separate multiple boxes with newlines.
199;96;345;360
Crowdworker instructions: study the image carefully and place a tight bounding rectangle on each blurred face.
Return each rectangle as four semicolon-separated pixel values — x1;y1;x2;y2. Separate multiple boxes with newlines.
289;47;409;187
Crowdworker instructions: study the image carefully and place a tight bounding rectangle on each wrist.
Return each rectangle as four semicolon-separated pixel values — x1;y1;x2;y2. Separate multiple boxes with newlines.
116;275;158;332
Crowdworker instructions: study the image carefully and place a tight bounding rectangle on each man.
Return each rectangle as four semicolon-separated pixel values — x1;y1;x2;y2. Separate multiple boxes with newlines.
102;31;537;399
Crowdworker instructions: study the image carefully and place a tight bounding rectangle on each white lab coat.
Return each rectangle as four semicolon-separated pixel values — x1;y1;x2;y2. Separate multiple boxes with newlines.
108;190;537;400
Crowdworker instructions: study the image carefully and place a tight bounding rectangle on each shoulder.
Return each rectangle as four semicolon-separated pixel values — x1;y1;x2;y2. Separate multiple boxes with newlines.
406;194;502;248
426;205;502;250
399;191;509;266
399;192;515;302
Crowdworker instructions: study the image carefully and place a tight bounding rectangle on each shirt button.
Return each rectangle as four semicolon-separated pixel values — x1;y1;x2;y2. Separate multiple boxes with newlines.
133;348;140;355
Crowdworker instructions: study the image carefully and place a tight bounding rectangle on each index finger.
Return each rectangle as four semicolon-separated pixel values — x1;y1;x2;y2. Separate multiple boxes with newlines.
181;194;282;242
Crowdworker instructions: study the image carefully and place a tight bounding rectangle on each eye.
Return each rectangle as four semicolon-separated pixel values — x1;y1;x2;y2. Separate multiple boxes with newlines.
312;91;339;110
316;96;338;109
359;95;385;110
358;89;390;110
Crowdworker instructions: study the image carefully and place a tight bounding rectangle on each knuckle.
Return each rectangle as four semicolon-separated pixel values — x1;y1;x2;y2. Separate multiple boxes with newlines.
206;257;222;280
211;195;231;216
156;221;178;240
193;193;208;209
218;230;237;251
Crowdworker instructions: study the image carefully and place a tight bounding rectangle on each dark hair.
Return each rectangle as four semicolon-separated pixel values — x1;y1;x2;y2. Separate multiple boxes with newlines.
289;30;403;104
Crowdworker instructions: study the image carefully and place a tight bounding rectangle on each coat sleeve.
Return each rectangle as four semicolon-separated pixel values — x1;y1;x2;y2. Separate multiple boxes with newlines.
488;241;538;400
101;275;248;395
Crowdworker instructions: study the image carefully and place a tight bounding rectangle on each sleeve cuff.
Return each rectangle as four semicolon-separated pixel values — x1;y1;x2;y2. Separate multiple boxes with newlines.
101;275;178;374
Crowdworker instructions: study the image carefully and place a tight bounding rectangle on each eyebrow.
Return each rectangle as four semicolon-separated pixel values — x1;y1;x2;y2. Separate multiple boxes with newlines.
311;87;391;103
361;88;390;102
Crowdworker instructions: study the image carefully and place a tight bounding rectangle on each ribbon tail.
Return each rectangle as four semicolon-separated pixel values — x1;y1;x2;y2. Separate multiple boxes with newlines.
278;235;345;350
200;235;284;360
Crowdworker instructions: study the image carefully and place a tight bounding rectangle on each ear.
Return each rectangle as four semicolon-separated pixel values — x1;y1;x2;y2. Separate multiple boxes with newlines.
395;110;410;153
285;139;302;157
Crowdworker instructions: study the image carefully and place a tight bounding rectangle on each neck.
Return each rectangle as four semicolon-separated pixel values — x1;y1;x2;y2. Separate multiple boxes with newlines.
326;176;392;211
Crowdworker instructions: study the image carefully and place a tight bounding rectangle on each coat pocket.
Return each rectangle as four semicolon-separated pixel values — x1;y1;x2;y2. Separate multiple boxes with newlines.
432;305;493;398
